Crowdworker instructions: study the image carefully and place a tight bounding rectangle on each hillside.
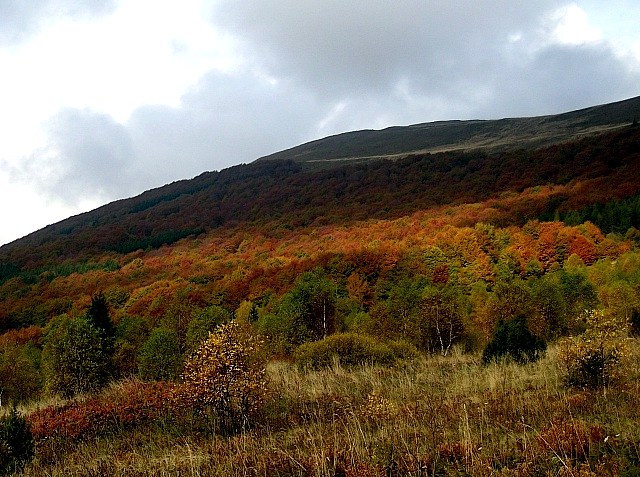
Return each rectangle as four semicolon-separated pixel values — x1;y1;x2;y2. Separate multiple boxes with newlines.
1;120;640;276
258;95;640;164
2;95;640;330
2;96;640;475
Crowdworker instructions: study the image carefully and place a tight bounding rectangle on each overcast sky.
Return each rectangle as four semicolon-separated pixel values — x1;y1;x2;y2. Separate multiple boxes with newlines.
1;1;639;246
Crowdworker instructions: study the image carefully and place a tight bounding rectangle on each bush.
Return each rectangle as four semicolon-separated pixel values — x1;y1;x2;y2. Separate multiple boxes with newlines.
293;333;419;370
482;315;546;364
559;309;629;389
138;327;182;381
28;380;175;443
177;321;267;433
0;408;34;475
386;340;421;362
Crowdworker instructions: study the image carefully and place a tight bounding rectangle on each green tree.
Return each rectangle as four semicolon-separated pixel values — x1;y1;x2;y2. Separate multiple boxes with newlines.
0;343;41;404
557;269;598;332
386;277;424;338
42;316;111;398
261;269;337;350
528;275;568;339
495;252;521;281
158;302;194;354
482;315;546;364
138;327;182;381
423;246;449;282
361;278;424;342
185;305;231;353
491;279;532;323
418;285;467;356
598;281;639;325
113;315;149;378
288;269;337;340
257;305;308;355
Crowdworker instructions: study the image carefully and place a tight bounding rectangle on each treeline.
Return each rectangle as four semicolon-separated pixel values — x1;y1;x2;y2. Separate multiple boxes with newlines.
108;227;205;254
0;259;119;288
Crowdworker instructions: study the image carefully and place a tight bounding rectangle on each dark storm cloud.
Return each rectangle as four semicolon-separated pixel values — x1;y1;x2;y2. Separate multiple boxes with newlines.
0;0;115;45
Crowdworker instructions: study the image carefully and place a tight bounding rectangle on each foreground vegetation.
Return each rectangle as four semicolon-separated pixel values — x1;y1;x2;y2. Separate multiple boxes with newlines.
7;342;638;476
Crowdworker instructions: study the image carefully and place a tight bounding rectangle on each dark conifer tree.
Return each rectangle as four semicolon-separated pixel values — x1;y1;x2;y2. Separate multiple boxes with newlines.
87;292;115;341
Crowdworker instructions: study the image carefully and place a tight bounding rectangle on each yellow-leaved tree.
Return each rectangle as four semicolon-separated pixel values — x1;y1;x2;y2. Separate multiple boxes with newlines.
559;309;630;389
177;321;267;433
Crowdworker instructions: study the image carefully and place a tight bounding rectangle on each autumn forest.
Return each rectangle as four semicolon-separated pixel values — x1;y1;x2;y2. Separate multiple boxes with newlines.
1;108;640;475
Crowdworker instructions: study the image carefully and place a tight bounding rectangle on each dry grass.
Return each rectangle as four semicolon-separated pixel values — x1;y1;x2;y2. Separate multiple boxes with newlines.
17;342;640;476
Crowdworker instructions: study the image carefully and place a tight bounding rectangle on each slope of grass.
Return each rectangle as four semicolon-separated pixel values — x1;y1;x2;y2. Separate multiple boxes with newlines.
258;95;640;164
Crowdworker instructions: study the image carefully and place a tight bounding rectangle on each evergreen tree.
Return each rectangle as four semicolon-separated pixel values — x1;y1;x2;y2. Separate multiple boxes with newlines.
482;315;546;364
0;407;34;475
87;292;115;341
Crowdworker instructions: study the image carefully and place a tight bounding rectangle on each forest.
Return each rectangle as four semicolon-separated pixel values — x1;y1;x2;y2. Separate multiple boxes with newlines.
0;125;639;475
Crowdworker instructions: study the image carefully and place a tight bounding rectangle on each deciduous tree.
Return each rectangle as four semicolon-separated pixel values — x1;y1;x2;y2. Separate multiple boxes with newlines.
42;316;111;398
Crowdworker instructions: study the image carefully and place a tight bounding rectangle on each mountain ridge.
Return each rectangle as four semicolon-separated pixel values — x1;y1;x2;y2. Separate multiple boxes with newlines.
257;95;640;164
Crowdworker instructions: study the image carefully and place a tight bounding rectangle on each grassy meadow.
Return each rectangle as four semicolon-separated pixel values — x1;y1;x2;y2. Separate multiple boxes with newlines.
13;341;640;477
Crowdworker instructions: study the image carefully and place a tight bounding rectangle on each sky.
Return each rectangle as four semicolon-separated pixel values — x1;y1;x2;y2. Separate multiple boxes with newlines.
1;1;640;246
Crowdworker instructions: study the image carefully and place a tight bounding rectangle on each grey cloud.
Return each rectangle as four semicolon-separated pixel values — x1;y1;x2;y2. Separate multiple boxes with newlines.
0;0;115;45
13;71;327;206
127;69;325;181
11;2;640;211
212;0;640;129
212;1;560;98
15;108;135;205
478;43;640;119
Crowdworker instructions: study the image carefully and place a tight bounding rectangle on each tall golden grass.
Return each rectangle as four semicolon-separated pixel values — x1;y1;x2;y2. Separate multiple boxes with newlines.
17;341;640;476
